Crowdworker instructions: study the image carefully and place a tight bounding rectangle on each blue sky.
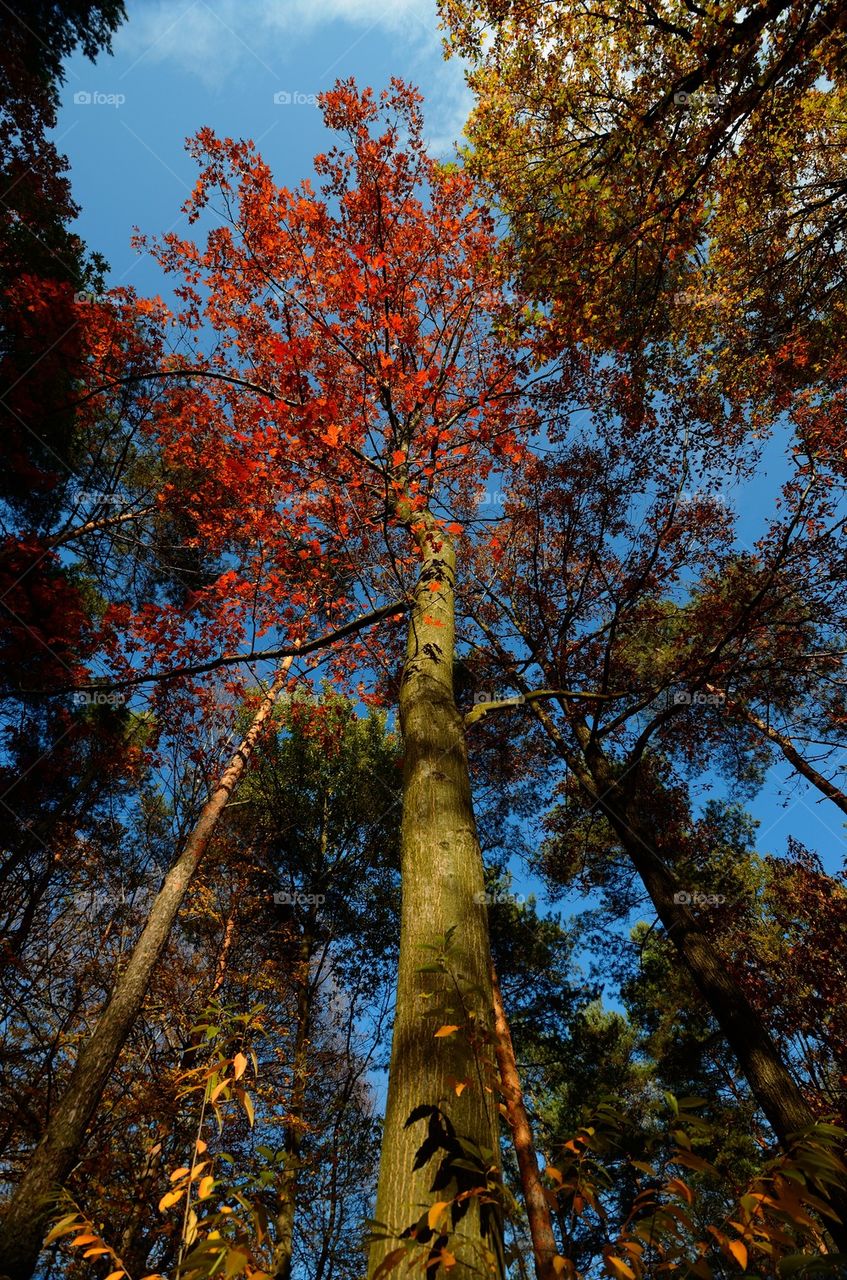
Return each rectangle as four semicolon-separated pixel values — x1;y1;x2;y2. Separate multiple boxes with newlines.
53;0;847;882
56;0;470;290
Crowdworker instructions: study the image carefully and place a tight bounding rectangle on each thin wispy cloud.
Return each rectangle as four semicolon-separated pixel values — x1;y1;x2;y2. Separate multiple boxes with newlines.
117;0;438;85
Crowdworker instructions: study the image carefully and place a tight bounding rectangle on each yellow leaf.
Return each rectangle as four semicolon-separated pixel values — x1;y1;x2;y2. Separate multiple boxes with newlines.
44;1215;81;1244
233;1051;248;1080
604;1257;636;1280
198;1175;215;1200
170;1166;190;1181
428;1201;450;1230
158;1188;186;1212
552;1258;572;1277
211;1078;230;1102
242;1089;255;1126
728;1240;748;1270
455;1081;467;1096
195;1139;208;1153
434;1025;460;1038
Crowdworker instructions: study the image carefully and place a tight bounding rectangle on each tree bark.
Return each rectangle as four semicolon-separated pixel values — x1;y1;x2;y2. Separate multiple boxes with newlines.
368;519;503;1279
490;966;560;1280
567;720;847;1253
0;660;292;1280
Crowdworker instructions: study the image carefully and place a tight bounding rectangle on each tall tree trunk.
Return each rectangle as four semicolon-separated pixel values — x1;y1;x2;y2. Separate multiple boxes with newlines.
368;519;503;1279
0;660;292;1280
490;966;560;1280
568;720;847;1253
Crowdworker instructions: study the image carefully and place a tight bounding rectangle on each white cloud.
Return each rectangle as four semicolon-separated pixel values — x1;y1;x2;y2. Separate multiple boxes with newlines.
117;0;438;87
115;0;470;155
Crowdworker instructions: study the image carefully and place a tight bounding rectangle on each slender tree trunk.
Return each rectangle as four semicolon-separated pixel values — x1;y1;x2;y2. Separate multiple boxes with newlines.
490;967;559;1280
368;519;503;1279
0;660;292;1280
568;722;847;1253
708;686;847;818
274;920;315;1279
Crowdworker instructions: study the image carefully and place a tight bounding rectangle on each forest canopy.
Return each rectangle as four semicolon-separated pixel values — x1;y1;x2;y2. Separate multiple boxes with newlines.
0;3;846;1280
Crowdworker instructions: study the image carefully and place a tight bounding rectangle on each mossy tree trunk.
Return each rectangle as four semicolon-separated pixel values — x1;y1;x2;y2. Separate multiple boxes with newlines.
368;519;503;1279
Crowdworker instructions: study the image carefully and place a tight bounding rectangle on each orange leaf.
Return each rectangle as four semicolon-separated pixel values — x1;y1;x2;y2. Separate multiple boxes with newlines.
233;1051;248;1080
434;1025;460;1038
428;1201;450;1230
391;450;406;466
727;1241;748;1270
